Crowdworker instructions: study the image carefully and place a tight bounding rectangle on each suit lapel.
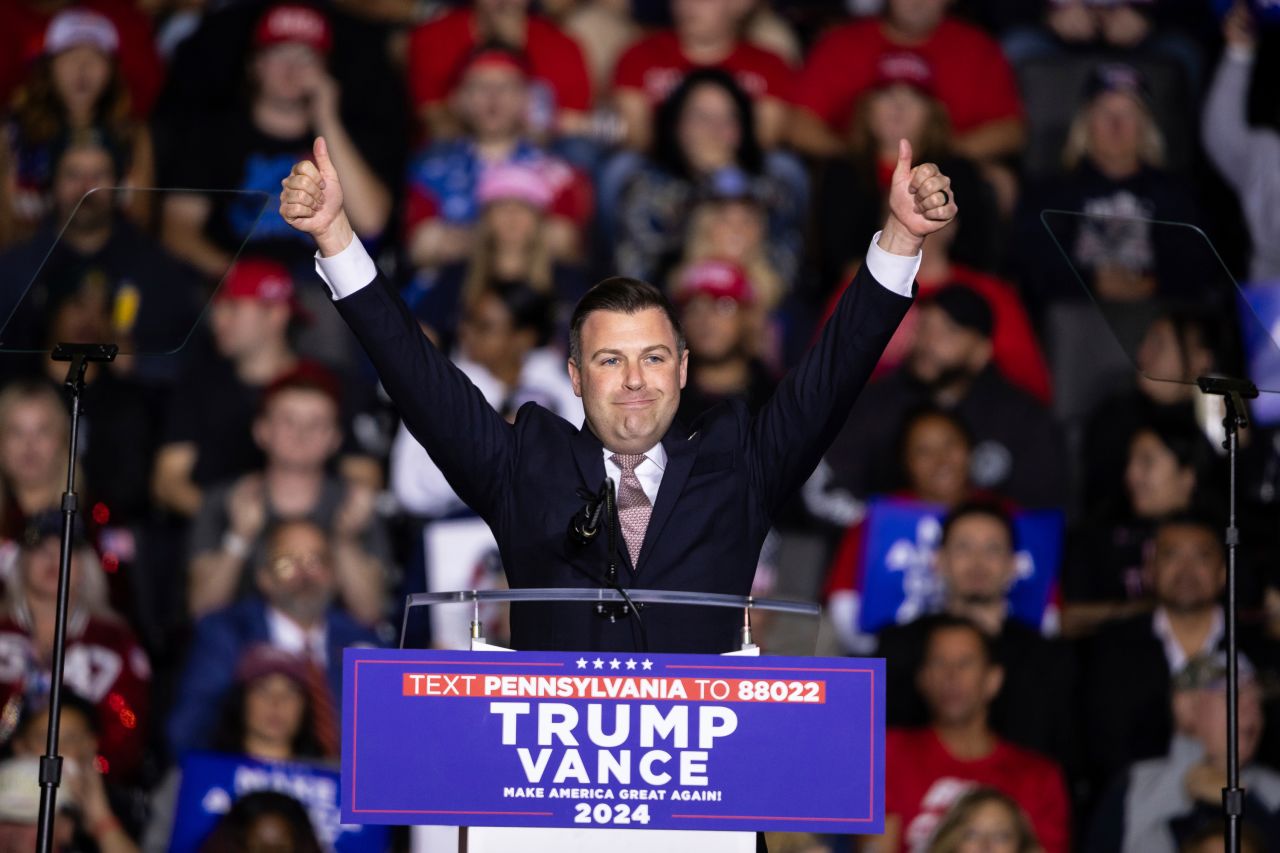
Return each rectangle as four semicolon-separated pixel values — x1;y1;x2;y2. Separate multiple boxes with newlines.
571;423;606;489
636;425;697;572
571;425;634;574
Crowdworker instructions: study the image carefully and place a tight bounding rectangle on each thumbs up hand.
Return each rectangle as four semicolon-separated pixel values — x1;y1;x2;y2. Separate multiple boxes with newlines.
879;138;957;256
281;136;353;256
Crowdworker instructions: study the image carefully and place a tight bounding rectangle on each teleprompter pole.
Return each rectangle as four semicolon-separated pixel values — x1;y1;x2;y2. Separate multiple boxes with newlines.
36;343;116;853
1196;375;1258;853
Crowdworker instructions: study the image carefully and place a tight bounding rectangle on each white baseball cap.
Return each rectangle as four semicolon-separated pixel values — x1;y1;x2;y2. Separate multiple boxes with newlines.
44;8;120;56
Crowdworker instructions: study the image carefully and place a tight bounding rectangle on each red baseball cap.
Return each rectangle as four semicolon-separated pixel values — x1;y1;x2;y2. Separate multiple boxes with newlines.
215;258;311;322
674;260;755;306
235;644;311;688
260;360;343;413
254;4;333;54
872;51;936;96
452;44;531;92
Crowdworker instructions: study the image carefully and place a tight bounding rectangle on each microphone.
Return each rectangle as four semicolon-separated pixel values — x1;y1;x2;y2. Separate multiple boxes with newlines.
568;481;609;546
566;478;647;649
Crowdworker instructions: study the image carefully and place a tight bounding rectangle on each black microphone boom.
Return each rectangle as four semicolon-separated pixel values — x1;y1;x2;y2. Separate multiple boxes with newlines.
567;482;608;545
566;479;647;649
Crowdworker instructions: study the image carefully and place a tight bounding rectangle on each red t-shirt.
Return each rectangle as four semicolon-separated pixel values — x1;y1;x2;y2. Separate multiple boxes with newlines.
407;9;591;113
0;0;163;118
820;264;1052;404
796;18;1021;135
885;728;1069;853
0;609;150;781
612;31;794;105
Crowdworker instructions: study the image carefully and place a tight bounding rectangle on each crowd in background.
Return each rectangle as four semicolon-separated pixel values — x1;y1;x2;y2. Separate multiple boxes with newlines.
0;0;1279;850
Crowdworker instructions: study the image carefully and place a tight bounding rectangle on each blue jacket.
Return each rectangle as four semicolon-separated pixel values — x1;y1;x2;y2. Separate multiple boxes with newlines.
166;597;379;759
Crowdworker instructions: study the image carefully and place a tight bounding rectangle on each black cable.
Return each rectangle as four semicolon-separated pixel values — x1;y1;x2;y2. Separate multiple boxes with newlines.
604;479;648;651
566;479;648;652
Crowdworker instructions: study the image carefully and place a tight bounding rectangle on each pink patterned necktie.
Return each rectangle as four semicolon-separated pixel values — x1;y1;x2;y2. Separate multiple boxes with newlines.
610;453;652;568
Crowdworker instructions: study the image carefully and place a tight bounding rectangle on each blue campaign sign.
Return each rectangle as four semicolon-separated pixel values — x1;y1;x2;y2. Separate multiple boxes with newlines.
170;752;391;852
857;499;1064;634
1238;283;1280;426
342;648;885;834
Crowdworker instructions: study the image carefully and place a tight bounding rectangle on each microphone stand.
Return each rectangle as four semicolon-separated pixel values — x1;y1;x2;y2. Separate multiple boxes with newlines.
36;343;117;853
1197;375;1257;853
567;479;647;649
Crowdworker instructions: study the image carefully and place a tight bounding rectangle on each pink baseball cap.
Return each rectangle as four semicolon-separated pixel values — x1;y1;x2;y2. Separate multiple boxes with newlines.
44;8;119;55
674;260;754;305
477;162;555;210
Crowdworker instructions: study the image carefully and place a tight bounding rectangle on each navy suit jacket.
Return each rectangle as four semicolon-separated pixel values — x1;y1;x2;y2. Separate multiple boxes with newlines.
166;598;380;758
337;264;911;653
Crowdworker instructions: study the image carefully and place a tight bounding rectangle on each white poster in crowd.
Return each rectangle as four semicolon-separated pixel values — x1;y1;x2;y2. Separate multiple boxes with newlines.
423;517;508;648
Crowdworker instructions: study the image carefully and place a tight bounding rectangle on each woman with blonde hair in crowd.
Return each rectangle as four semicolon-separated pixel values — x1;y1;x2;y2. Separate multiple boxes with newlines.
681;182;785;311
1015;62;1200;309
677;176;786;368
0;510;146;783
409;162;587;353
926;786;1042;853
817;51;1000;292
0;8;153;246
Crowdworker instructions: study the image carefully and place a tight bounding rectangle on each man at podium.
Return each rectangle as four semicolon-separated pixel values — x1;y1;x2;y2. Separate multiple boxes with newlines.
279;137;956;654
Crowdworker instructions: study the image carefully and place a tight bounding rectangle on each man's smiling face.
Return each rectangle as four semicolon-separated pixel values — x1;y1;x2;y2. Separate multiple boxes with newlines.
568;307;688;454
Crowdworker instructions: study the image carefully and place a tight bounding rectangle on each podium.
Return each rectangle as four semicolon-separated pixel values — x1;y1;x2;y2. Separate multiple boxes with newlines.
342;589;884;852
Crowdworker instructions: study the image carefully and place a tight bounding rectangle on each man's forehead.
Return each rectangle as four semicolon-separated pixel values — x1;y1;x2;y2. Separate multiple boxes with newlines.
580;307;678;349
266;388;337;415
1156;525;1217;551
462;63;526;87
269;526;327;553
946;514;1010;543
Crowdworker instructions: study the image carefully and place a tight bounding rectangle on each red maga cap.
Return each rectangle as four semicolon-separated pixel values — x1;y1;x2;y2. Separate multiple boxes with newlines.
675;259;754;306
217;257;295;304
872;51;936;96
254;4;333;54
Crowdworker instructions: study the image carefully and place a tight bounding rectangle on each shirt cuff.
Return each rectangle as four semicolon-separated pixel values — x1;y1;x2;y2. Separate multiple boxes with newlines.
313;235;377;300
864;231;921;298
1226;44;1256;64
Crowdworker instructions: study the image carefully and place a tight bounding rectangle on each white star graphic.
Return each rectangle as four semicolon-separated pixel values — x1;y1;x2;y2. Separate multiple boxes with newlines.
609;658;621;670
641;659;653;671
576;658;588;669
593;658;605;670
625;659;637;671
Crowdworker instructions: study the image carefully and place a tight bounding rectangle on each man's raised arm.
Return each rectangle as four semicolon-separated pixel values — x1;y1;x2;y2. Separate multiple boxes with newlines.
280;138;516;519
748;139;957;515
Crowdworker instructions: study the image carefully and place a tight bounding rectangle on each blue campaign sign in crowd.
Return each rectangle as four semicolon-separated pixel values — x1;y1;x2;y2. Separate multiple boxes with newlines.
858;499;1064;635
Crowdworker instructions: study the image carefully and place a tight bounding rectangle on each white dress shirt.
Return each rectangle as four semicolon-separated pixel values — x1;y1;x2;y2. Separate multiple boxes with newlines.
266;607;328;666
1152;605;1224;674
603;443;666;505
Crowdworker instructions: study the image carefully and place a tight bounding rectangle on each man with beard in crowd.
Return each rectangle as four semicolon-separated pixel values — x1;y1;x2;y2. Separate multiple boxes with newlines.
813;282;1066;513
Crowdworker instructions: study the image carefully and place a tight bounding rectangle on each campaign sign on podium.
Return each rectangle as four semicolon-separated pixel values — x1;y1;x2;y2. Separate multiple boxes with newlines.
341;648;884;834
